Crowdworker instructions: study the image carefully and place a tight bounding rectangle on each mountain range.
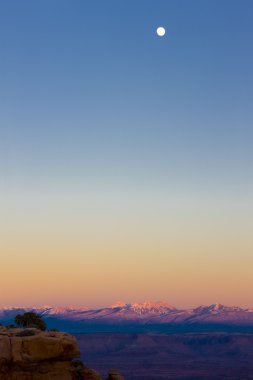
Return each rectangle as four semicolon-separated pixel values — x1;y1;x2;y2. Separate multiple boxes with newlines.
1;301;253;332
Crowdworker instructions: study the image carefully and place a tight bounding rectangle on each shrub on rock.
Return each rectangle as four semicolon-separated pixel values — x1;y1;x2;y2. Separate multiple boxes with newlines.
15;312;47;331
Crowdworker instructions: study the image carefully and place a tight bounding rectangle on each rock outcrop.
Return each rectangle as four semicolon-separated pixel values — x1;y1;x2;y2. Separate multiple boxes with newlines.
0;326;106;380
106;370;125;380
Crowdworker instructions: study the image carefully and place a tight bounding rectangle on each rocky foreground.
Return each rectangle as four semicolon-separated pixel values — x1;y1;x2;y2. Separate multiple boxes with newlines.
0;326;124;380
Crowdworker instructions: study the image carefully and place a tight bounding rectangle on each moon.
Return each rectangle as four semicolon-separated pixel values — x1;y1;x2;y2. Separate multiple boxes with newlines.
156;27;166;37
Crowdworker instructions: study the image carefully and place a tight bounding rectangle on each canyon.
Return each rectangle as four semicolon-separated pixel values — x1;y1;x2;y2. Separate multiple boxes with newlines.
1;303;253;379
76;332;253;380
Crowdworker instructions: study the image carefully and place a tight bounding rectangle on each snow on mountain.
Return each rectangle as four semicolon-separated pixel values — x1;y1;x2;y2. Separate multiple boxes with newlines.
110;301;175;318
189;303;253;324
1;302;253;327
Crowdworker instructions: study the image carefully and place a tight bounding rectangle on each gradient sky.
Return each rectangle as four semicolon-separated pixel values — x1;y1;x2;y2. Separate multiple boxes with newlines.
0;0;252;308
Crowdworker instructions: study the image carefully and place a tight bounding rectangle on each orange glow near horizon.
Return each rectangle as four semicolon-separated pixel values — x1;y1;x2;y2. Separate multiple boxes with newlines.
1;188;252;309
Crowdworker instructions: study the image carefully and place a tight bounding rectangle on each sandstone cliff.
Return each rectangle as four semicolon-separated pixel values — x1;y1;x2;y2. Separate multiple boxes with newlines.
0;326;123;380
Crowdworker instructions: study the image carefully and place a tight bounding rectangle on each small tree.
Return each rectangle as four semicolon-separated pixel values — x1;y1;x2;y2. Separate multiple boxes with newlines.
15;312;47;331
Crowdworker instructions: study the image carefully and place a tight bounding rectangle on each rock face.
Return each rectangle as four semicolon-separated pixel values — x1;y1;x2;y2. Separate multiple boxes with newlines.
106;370;125;380
0;326;104;380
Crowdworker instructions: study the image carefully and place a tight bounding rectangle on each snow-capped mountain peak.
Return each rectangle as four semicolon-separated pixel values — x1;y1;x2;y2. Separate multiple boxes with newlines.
1;302;253;330
132;301;174;310
193;303;246;315
111;301;174;311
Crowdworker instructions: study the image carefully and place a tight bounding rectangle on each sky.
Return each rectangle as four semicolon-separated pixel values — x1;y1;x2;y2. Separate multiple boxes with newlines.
0;0;252;308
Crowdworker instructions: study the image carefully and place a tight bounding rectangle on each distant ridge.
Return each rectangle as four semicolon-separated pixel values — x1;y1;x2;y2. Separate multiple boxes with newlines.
1;301;253;332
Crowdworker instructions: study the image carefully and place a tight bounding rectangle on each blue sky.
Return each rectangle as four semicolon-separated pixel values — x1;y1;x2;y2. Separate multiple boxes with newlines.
1;0;252;192
0;1;252;306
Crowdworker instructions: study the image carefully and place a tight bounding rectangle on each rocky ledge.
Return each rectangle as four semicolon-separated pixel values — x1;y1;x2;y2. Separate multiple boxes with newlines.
0;326;124;380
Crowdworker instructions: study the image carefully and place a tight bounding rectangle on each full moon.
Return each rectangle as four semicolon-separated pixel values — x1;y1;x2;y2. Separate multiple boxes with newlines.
156;27;166;37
